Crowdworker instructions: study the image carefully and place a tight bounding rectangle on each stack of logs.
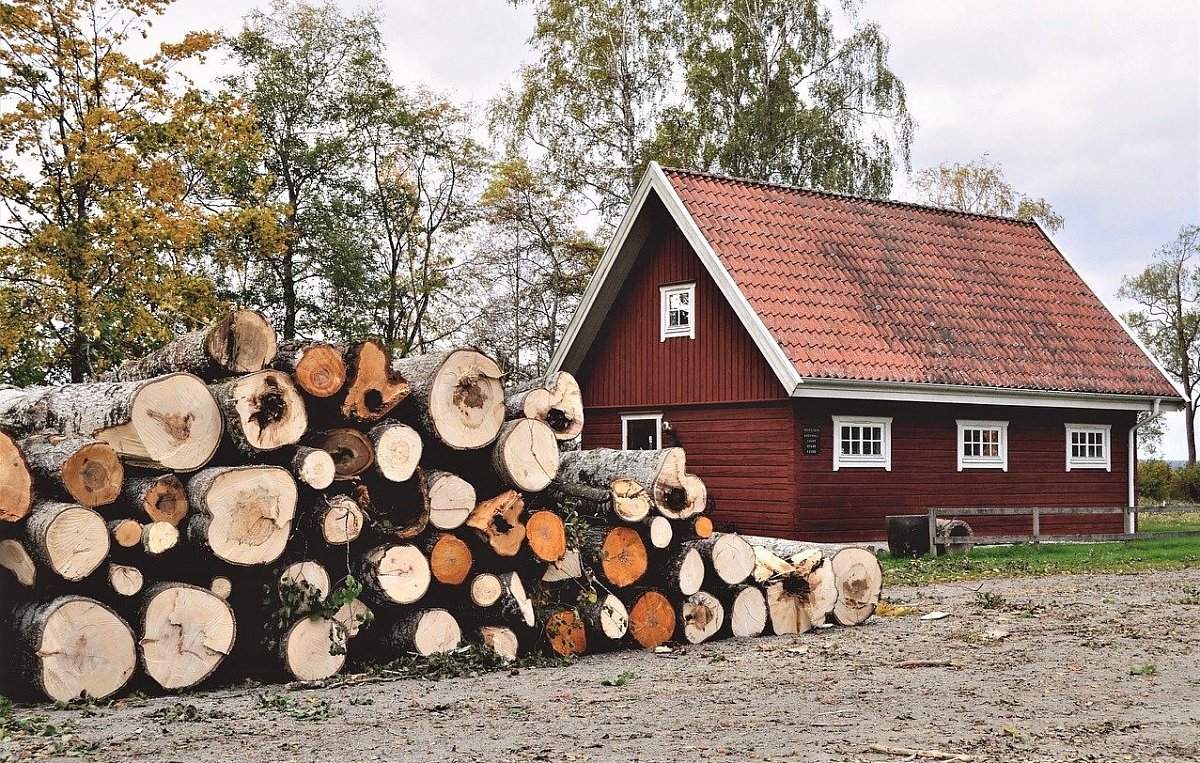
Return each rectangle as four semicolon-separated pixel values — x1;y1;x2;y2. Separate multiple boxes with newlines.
0;310;882;703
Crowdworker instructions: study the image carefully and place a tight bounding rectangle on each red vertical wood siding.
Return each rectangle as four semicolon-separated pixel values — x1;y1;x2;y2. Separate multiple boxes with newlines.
575;207;788;407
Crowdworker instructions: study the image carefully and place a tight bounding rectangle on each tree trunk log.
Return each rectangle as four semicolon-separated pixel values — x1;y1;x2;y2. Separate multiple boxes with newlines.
25;501;108;581
370;421;422;482
662;545;705;596
541;549;583;582
138;583;236;690
468;573;502;607
384;608;461;657
140;521;179;555
309;493;365;546
545;609;587;657
0;429;33;522
558;449;700;518
106;563;143;597
279;560;331;607
186;466;297;566
392;349;505;450
504;371;584;441
339;339;410;422
423;533;473;586
359;544;431;605
272;341;346;398
490;419;560;492
685;533;755;585
643;515;673;549
537;478;650;523
743;536;882;626
496;571;536;627
14;596;136;702
354;473;430;540
209;370;307;455
278;616;346;681
0;374;223;470
716;584;768;639
120;474;188;525
18;434;122;508
465;491;526;557
0;538;36;586
580;592;629;641
108;519;142;549
525;509;567;562
583;526;647;588
677;590;724;644
310;428;374;479
754;547;838;634
284;446;336;490
102;310;276;381
477;625;519;661
426;470;474;530
625;588;675;649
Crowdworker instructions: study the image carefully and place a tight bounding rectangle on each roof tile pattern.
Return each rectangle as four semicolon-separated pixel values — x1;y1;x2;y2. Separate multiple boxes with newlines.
663;168;1179;397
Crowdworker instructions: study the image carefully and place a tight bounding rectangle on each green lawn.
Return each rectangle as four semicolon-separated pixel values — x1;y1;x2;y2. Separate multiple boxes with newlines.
1140;510;1200;534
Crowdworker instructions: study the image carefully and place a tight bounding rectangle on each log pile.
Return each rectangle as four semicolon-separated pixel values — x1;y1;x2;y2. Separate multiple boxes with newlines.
0;311;883;703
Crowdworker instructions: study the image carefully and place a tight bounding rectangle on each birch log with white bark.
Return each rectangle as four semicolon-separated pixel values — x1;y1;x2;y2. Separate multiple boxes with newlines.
392;349;505;450
14;596;136;702
558;448;703;518
138;583;236;690
186;466;298;566
209;370;307;455
18;434;123;508
504;371;584;441
743;536;882;626
101;309;277;381
25;501;109;581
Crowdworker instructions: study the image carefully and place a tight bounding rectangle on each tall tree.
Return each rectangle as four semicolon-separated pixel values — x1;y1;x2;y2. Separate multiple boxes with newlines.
1119;224;1200;462
912;154;1065;232
496;0;673;220
654;0;914;196
0;0;270;383
222;0;394;340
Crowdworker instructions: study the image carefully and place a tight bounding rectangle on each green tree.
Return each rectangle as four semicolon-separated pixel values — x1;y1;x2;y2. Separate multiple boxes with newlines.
0;0;272;383
654;0;914;196
912;154;1065;232
1120;224;1200;462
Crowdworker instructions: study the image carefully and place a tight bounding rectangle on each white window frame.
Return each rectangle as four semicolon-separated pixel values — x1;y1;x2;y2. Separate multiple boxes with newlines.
832;416;892;471
659;283;695;341
1065;423;1111;471
956;420;1009;471
622;412;663;450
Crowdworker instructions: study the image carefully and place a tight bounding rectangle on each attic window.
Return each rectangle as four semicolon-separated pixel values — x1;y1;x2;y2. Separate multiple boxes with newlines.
660;283;695;341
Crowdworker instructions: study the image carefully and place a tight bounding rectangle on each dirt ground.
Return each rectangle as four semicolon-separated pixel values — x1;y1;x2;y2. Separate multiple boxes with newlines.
8;568;1199;763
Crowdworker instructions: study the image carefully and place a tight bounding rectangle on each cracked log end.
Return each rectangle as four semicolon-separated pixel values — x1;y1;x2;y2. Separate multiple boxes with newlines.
494;419;560;492
228;371;308;452
139;584;235;690
0;430;33;522
466;491;526;557
830;547;883;626
189;466;298;566
426;350;505;449
107;373;222;471
207;309;278;374
679;591;724;644
27;502;109;581
281;617;346;681
629;590;675;649
426;471;475;530
19;596;136;703
365;544;431;604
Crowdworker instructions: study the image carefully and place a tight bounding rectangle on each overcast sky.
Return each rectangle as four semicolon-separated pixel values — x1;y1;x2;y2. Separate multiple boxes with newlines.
157;0;1200;456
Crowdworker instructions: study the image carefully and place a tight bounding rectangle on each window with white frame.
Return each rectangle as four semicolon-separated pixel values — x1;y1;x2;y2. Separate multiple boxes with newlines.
957;420;1008;471
622;413;662;450
832;416;892;471
659;283;695;340
1066;424;1111;471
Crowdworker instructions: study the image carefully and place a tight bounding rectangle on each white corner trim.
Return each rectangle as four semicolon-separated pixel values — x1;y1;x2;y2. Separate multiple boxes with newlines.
621;412;663;450
832;415;892;471
955;419;1009;472
659;283;696;341
1065;423;1112;472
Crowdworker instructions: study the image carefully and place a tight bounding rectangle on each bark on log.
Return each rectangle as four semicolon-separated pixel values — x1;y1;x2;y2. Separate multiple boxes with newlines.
496;571;536;627
25;501;108;581
14;596;136;702
504;371;584;441
580;592;629;641
360;544;431;605
108;519;142;548
0;374;223;470
384;608;461;657
186;466;298;566
310;428;374;479
545;609;587;657
279;616;346;681
0;429;33;522
626;589;675;649
271;341;347;398
583;526;648;588
354;473;429;541
139;583;236;690
285;446;336;490
542;549;583;583
490;419;560;492
423;533;473;585
370;420;422;482
468;573;502;607
107;563;143;597
662;545;705;596
677;590;724;644
309;493;365;546
537;477;650;523
742;536;882;626
101;309;277;381
339;339;410;422
0;538;36;586
18;434;122;508
754;547;837;634
209;370;307;455
426;470;474;530
716;584;768;639
685;533;755;585
120;473;188;525
465;491;526;557
525;509;567;563
558;449;700;518
478;625;519;661
391;349;505;450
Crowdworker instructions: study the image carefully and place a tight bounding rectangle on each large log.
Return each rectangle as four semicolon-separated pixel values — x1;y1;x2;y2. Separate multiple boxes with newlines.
716;584;768;639
18;434;122;508
504;371;584;441
537;477;650;523
525;509;567;563
558;448;702;518
490;419;560;492
685;533;755;586
25;501;109;581
0;429;33;522
625;588;675;649
465;491;526;557
186;466;298;566
754;546;837;634
139;583;236;690
583;526;647;588
426;470;475;530
384;608;461;657
271;340;346;398
677;590;724;644
0;374;223;470
209;370;307;455
279;616;346;681
392;349;505;450
369;421;422;482
662;545;705;596
14;596;137;702
360;544;431;605
423;533;473;586
743;536;883;626
339;339;410;422
120;473;188;525
101;309;277;381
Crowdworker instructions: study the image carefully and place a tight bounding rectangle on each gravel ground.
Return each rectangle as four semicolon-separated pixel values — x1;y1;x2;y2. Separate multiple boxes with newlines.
6;568;1198;763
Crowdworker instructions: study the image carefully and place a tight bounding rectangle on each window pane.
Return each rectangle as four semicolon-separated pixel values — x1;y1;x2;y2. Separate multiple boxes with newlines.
625;419;659;450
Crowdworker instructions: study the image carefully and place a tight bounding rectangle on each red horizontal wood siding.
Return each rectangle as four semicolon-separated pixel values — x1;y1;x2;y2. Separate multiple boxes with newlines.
583;402;796;536
575;202;787;407
794;399;1135;542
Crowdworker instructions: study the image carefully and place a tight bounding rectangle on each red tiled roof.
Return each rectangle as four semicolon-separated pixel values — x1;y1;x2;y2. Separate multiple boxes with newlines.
662;168;1179;397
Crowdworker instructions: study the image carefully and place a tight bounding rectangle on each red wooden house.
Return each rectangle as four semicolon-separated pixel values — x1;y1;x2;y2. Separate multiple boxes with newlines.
549;164;1184;541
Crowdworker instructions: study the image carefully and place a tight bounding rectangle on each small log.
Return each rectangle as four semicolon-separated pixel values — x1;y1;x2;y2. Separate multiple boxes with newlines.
107;563;143;597
743;536;883;626
140;521;179;555
677;590;724;644
424;533;473;585
505;371;584;441
545;609;587;657
0;374;223;470
497;571;536;627
209;370;307;455
717;584;768;639
392;348;505;450
0;429;33;522
311;428;375;479
370;421;422;482
210;576;233;600
466;491;526;557
287;446;336;490
583;526;647;588
360;544;431;605
279;560;331;605
108;518;142;548
644;515;673;549
491;419;560;492
186;466;298;566
662;545;705;596
0;538;36;586
478;625;519;661
120;474;188;525
692;516;714;539
333;599;373;639
537;478;650;523
542;548;583;582
101;309;277;381
626;589;675;649
468;573;502;607
18;434;123;508
272;340;346;398
525;509;567;562
755;547;837;634
581;592;629;641
385;608;461;657
25;501;109;581
14;596;136;702
279;617;346;681
558;449;700;518
686;533;755;585
139;583;236;690
339;339;410;422
426;470;475;530
310;493;365;545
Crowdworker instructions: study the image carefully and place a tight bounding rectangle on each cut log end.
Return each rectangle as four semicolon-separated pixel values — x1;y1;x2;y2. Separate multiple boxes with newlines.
479;626;519;662
219;370;308;452
281;617;346;681
132;474;189;526
293;446;336;490
114;373;223;471
728;586;768;638
140;584;235;690
210;576;233;600
59;440;123;508
364;544;431;605
469;573;502;607
427;471;474;530
341;339;410;422
466;491;526;557
596;526;648;588
312;428;374;479
391;609;461;657
525;510;567;562
611;478;650;522
207;309;278;374
830;547;883;626
542;548;583;582
493;419;560;492
28;502;109;581
141;521;179;555
628;590;675;649
0;430;33;522
319;494;364;545
409;349;505;450
280;560;331;602
109;519;142;548
107;564;143;597
18;597;136;702
518;372;584;441
428;533;473;585
675;547;705;596
646;515;673;549
594;593;630;640
286;342;347;398
679;591;724;644
371;421;422;482
692;516;714;539
709;533;756;585
0;539;36;586
545;609;587;657
187;466;298;566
